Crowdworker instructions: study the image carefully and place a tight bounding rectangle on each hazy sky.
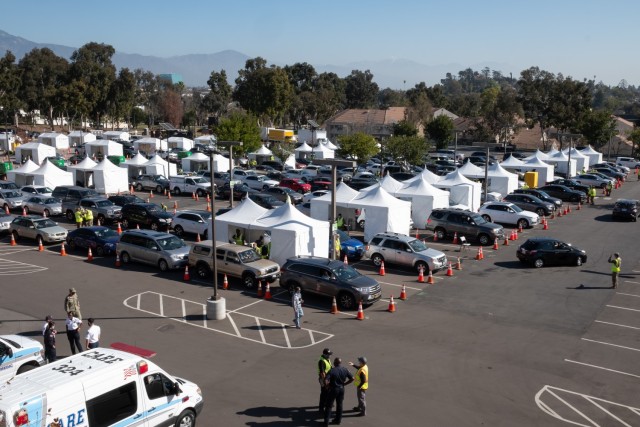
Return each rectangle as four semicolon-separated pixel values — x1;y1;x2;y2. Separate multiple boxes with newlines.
3;0;638;86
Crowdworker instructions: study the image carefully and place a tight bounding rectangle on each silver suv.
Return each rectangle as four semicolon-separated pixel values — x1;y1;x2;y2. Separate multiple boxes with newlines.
63;197;122;224
188;241;280;289
426;208;505;246
116;229;190;271
365;232;447;273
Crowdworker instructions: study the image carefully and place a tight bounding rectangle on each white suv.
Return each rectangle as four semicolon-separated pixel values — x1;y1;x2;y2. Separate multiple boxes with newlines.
478;201;539;229
616;157;640;169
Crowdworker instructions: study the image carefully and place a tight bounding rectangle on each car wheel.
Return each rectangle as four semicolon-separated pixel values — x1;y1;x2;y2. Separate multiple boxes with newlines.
68;239;77;250
120;251;131;264
158;259;169;272
242;273;256;289
481;214;491;222
43;209;50;217
478;234;490;246
572;196;580;202
434;227;446;240
536;208;545;216
150;222;159;231
576;257;583;267
415;261;428;274
358;220;365;229
136;183;143;191
203;229;208;239
17;364;36;374
370;253;384;267
534;258;544;268
121;219;130;229
66;210;75;221
173;187;181;196
156;185;163;193
263;185;269;191
174;225;184;236
174;410;195;427
337;292;356;310
517;219;529;229
196;189;205;197
95;246;105;256
196;262;211;278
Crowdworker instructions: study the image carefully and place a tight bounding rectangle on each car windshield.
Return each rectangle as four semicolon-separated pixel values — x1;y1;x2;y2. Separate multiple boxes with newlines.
156;236;185;250
96;200;114;207
95;228;120;239
191;177;207;184
2;191;21;198
35;219;58;229
238;249;261;263
536;190;551;198
146;205;161;213
43;198;60;204
331;264;361;281
37;187;53;194
509;204;523;212
407;239;428;252
470;214;487;224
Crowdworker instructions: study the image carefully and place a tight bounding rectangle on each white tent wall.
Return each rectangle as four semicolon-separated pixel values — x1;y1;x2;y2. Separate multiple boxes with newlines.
486;164;518;197
547;158;576;177
563;148;590;172
309;183;359;225
67;157;98;187
103;131;130;142
182;153;210;172
93;160;130;194
395;179;450;228
311;144;335;160
119;153;149;179
15;143;56;165
38;133;69;150
134;139;161;155
211;154;230;172
85;140;124;158
347;187;411;242
211;198;268;244
27;160;73;188
517;159;555;185
580;146;603;165
167;137;194;151
68;131;96;147
6;159;40;186
433;171;482;211
143;156;175;178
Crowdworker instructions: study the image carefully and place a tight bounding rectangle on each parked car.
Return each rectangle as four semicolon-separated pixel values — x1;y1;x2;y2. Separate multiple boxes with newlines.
307;177;333;191
513;188;563;209
590;167;625;181
116;229;190;271
188;241;280;288
0;189;25;211
302;190;330;204
108;194;146;207
172;210;212;238
279;178;311;194
244;174;279;190
20;185;53;197
0;211;16;234
538;185;587;203
247;193;285;209
198;170;230;188
63;197;123;225
547;179;589;195
478;202;539;228
0;335;45;382
616;156;640;169
336;229;365;260
425;208;505;246
120;203;173;231
502;193;555;216
573;173;611;189
0;181;19;190
263;186;303;204
169;175;213;197
10;215;67;245
365;232;448;273
131;174;170;193
217;182;259;200
231;168;259;182
612;199;639;221
51;185;98;203
22;196;63;217
66;226;120;256
280;256;382;310
516;237;587;268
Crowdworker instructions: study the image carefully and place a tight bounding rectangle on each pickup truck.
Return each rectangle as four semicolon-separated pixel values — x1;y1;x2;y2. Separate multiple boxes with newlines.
169;175;213;197
63;197;123;224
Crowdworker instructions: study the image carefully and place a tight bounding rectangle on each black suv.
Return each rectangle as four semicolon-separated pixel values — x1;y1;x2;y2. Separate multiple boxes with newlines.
248;193;285;209
612;199;638;221
538;184;587;203
547;179;589;195
502;193;555;216
52;185;98;203
120;203;173;231
513;188;563;209
425;208;505;245
108;194;145;207
280;256;382;310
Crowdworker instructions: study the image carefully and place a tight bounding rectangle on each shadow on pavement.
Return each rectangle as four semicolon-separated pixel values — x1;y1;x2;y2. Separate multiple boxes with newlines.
238;406;320;426
493;261;530;269
569;284;613;290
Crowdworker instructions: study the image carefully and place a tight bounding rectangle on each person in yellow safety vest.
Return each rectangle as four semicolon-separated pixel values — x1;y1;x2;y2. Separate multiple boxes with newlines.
160;203;167;212
588;186;597;205
349;356;369;417
581;167;586;174
84;208;93;227
336;214;344;231
317;348;333;414
605;181;613;196
521;182;529;189
74;207;83;229
609;253;621;289
231;229;244;245
334;232;341;259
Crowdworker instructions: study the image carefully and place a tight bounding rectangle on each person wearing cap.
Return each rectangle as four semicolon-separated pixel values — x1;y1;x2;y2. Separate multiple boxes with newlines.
609;252;621;289
317;348;333;415
43;320;57;363
42;315;53;335
349;356;368;416
65;311;83;355
64;288;82;320
323;357;354;426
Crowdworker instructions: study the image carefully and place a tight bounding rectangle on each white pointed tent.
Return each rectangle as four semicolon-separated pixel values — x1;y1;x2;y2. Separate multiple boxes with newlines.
311;143;335;159
92;159;130;194
321;139;338;150
181;152;210;172
517;157;554;185
211;154;230;172
547;151;576;177
85;139;124;159
404;168;441;185
253;201;330;265
580;145;603;165
213;197;268;244
295;142;313;159
144;155;176;178
310;182;360;221
68;131;96;147
119;153;148;178
362;174;404;194
134;137;166;155
167;137;194;151
457;161;485;179
546;148;559;157
524;149;549;162
6;159;40;186
194;135;216;145
487;163;518;196
27;159;73;188
15;142;56;165
103;131;130;141
396;178;450;227
351;186;412;241
38;132;69;150
499;155;525;173
562;147;590;172
248;145;273;162
67;157;98;187
434;170;482;211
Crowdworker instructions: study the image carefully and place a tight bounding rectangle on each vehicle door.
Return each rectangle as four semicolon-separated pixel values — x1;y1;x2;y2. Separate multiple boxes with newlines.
316;266;335;295
519;196;535;212
484;205;504;223
221;249;241;278
141;371;181;426
0;339;16;377
185;178;196;194
141;237;161;265
73;228;92;249
458;213;476;237
179;213;200;235
131;206;146;226
554;241;573;265
538;240;558;265
378;239;400;264
245;176;258;189
23;218;38;239
27;197;44;214
394;241;415;267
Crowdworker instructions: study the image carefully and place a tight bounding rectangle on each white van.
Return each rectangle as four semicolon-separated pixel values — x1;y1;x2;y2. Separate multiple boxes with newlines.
0;348;203;427
0;335;44;382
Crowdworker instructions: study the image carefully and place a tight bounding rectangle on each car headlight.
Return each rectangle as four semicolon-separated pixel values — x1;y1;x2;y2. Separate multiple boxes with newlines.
346;246;355;251
354;287;370;293
170;254;183;260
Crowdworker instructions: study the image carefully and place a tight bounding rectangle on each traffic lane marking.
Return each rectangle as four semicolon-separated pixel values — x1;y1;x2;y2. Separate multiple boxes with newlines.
565;359;640;379
595;320;640;330
123;291;333;349
0;258;48;275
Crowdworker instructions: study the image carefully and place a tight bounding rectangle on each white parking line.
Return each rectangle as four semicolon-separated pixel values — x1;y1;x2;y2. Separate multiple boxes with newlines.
378;281;422;291
617;292;640;298
595;320;640;330
607;305;640;313
565;359;640;379
581;338;640;352
623;281;640;284
0;258;48;275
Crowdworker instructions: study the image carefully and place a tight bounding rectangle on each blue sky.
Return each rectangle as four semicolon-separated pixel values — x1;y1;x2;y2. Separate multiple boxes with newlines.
3;0;638;86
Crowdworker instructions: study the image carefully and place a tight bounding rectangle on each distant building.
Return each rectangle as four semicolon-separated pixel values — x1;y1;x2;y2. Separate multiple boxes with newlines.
159;73;184;85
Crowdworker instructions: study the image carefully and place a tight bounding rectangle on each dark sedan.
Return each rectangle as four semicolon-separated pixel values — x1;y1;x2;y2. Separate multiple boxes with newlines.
538;185;587;203
612;199;638;221
66;226;120;256
503;193;555;216
513;189;563;208
247;193;285;209
517;237;587;268
547;179;589;195
218;183;259;200
263;186;303;204
590;167;625;181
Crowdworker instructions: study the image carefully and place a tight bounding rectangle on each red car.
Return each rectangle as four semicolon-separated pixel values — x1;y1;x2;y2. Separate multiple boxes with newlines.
279;178;311;193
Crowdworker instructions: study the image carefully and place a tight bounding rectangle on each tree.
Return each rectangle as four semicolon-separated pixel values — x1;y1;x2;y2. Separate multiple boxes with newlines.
344;70;379;109
133;69;161;126
378;88;406;109
158;89;183;127
627;128;640;157
214;112;261;156
384;135;429;166
516;67;557;150
337;132;379;164
201;70;232;119
0;51;22;127
478;85;523;143
425;115;454;149
312;72;346;123
392;120;418;137
107;68;136;129
577;110;617;150
406;82;433;125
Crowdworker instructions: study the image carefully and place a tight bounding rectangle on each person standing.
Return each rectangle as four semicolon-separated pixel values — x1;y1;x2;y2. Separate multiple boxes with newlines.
64;288;82;320
336;214;344;231
84;208;93;227
609;253;621;289
323;357;354;426
231;229;244;245
606;181;613;197
349;356;369;416
588;186;597;205
333;232;341;259
42;315;53;335
74;207;83;229
43;321;57;363
292;287;304;329
317;348;333;415
65;311;83;355
85;318;101;349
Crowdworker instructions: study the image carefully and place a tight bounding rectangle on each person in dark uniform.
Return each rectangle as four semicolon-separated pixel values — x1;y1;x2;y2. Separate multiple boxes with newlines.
317;348;333;415
43;321;57;363
323;357;354;426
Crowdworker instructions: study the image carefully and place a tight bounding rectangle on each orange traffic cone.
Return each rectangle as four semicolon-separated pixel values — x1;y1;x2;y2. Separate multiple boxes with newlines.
455;257;462;270
173;201;178;209
192;192;196;200
399;284;407;300
427;269;435;284
418;266;425;283
493;238;499;250
479;247;484;260
167;191;172;200
4;205;8;214
453;232;458;245
264;282;272;299
60;242;67;256
503;235;509;246
22;207;26;216
379;261;386;276
9;233;16;246
173;208;177;215
343;254;348;265
387;295;396;313
543;220;549;230
331;296;339;314
129;185;134;194
38;240;44;252
446;262;454;277
149;190;154;199
164;189;167;197
87;247;93;262
433;231;438;242
195;194;199;202
550;211;555;219
183;265;190;281
257;281;263;297
115;253;121;267
196;233;201;242
475;247;482;260
567;205;571;213
117;222;122;234
223;274;229;290
206;194;211;203
509;230;515;241
518;223;523;233
356;301;364;320
206;204;211;212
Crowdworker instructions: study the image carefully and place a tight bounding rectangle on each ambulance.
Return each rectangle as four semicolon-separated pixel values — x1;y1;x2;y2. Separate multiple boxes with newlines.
0;335;44;382
0;348;203;427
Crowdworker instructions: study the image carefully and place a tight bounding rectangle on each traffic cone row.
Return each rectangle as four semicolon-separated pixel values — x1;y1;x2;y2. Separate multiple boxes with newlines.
223;274;229;290
418;266;425;283
115;254;121;267
9;233;16;246
356;301;364;320
264;282;272;299
257;281;263;297
452;232;458;245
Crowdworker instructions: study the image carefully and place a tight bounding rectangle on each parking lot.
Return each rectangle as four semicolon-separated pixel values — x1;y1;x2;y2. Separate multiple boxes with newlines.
1;183;639;426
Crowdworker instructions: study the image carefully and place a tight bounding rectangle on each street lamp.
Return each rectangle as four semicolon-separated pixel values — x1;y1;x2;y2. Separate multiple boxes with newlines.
219;141;243;208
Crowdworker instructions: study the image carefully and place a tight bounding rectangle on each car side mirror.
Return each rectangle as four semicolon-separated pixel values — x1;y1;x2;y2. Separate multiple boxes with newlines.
150;245;159;251
173;381;182;395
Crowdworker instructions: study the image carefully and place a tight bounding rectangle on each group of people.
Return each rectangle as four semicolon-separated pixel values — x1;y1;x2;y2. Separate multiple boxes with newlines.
318;348;369;425
231;229;272;260
73;207;94;228
41;288;101;363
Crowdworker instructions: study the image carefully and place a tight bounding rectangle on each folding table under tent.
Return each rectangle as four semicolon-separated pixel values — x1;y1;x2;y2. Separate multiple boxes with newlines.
486;163;519;197
580;145;603;166
144;155;176;178
6;159;40;186
85;139;124;159
15;142;56;165
433;170;482;212
37;132;69;150
212;197;268;245
181;152;210;173
167;137;194;151
67;157;98;187
25;159;73;188
119;153;149;179
517;157;555;185
92;159;130;194
395;177;450;228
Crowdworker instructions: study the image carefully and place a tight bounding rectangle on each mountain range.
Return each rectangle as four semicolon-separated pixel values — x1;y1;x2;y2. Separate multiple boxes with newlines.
0;29;511;89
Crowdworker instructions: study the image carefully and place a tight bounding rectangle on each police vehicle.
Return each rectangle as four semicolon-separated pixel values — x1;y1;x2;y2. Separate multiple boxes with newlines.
0;335;44;383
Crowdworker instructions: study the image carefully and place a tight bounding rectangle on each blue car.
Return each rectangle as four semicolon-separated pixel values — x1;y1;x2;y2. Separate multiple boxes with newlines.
337;229;364;260
66;226;120;256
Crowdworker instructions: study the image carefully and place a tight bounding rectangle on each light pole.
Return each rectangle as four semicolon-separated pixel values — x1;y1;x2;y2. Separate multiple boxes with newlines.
218;141;243;208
